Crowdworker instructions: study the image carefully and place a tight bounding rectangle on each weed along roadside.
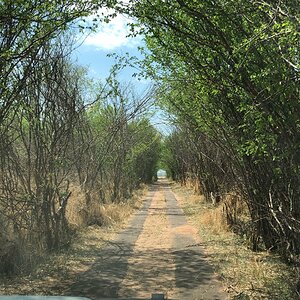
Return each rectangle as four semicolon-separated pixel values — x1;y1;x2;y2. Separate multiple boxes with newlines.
0;185;148;295
0;181;227;299
172;182;299;299
0;175;298;299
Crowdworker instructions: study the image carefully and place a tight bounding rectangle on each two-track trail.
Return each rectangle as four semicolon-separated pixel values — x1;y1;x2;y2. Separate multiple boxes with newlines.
68;180;226;300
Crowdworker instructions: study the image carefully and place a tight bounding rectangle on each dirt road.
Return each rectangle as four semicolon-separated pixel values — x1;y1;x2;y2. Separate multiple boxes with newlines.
67;180;226;300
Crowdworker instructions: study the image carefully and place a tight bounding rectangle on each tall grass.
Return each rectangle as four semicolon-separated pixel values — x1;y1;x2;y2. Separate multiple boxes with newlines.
0;182;147;277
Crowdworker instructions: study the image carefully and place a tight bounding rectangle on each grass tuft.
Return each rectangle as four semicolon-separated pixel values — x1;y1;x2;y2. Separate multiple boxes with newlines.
198;205;229;235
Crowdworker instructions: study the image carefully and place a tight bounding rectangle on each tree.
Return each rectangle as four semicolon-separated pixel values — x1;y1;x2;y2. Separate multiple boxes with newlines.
0;0;162;274
125;0;300;257
81;80;161;204
0;37;87;253
0;0;115;129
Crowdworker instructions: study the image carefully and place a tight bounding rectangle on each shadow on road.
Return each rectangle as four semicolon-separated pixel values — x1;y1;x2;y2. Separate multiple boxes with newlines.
64;181;224;300
66;243;218;299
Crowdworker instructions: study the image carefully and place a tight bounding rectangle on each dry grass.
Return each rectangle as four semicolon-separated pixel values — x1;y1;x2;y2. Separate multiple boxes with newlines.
0;183;147;278
0;225;115;295
66;183;147;228
173;182;298;300
0;184;148;294
198;205;229;235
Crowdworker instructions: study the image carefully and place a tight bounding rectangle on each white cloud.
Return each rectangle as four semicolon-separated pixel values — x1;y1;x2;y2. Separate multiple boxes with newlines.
83;11;141;50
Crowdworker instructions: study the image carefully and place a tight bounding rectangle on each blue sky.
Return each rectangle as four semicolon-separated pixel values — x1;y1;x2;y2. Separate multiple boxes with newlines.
73;10;145;83
72;9;172;135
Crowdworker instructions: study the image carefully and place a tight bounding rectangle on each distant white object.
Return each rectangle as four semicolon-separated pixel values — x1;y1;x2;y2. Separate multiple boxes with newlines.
157;169;167;178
